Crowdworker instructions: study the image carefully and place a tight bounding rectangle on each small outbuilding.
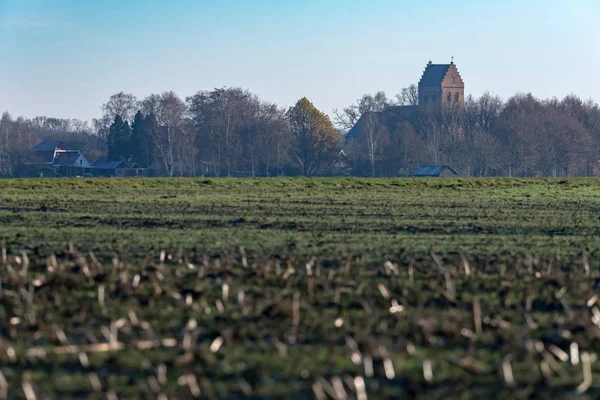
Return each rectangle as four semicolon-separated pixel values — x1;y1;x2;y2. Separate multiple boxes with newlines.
413;165;458;178
93;157;144;177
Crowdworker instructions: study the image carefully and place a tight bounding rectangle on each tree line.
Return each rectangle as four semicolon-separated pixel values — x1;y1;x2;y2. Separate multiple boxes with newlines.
335;90;600;177
89;89;338;177
1;86;600;177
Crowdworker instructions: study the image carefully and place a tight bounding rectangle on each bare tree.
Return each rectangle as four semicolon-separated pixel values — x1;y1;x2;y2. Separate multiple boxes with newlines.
140;94;161;118
395;84;419;106
419;112;442;165
188;88;261;176
93;92;138;140
336;92;390;176
469;130;502;176
141;91;190;176
361;112;389;177
380;121;427;176
495;94;546;176
246;102;290;176
464;92;504;133
334;91;389;132
536;106;592;177
0;113;13;176
439;106;468;173
262;105;292;176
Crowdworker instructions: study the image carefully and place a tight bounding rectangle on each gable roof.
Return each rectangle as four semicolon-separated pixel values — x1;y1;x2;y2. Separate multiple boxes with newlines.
419;64;451;87
414;165;458;177
30;141;76;152
53;152;89;167
93;157;142;170
123;161;141;169
94;157;125;170
346;106;418;139
26;151;55;164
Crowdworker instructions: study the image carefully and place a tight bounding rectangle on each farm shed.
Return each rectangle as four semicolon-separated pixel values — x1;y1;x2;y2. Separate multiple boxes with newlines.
93;157;144;177
414;165;458;177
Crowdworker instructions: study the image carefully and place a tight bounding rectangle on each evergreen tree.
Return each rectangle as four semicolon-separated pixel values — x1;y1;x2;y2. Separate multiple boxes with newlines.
130;111;144;164
142;112;159;168
107;115;132;160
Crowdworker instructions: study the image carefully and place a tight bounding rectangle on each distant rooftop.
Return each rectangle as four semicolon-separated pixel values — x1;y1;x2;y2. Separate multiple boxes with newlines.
345;105;418;139
94;157;124;170
94;157;142;170
414;165;458;177
30;141;76;152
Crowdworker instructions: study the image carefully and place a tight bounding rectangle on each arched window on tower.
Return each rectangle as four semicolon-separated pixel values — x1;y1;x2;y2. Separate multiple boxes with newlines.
432;94;437;102
447;93;452;103
455;92;460;102
424;93;429;103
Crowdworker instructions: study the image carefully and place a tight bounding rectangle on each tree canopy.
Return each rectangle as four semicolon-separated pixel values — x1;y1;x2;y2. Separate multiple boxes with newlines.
107;115;132;161
287;97;339;176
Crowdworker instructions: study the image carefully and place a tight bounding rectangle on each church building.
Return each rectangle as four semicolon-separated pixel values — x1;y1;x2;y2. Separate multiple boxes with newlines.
345;60;464;139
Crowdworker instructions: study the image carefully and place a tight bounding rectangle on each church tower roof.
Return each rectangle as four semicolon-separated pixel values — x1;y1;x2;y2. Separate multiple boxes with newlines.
419;63;452;87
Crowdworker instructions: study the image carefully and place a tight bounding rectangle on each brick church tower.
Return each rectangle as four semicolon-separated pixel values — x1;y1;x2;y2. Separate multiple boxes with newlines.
418;60;464;113
345;59;466;141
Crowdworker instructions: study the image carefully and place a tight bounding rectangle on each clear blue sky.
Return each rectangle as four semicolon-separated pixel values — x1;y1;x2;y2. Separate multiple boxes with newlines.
1;0;599;122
